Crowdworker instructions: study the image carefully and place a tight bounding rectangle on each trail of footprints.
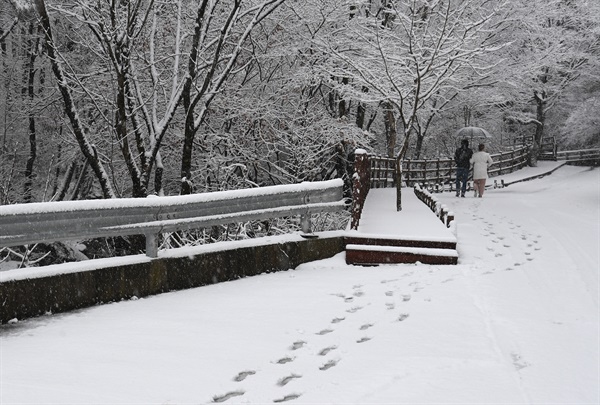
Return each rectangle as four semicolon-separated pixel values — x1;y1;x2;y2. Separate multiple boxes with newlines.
473;211;543;274
212;282;414;403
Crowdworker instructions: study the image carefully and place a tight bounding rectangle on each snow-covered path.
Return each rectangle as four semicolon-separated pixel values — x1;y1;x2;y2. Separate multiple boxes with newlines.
1;165;598;404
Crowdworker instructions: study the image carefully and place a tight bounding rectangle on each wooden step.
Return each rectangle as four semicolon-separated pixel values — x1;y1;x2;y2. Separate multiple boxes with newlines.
346;244;458;266
345;235;456;250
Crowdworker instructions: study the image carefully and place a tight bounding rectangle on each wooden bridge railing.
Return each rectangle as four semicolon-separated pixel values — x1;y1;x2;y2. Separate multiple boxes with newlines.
401;145;529;188
350;146;530;228
556;148;600;163
0;180;346;258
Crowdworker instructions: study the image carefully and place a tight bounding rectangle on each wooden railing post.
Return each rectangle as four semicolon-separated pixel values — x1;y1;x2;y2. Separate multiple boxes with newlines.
351;149;370;230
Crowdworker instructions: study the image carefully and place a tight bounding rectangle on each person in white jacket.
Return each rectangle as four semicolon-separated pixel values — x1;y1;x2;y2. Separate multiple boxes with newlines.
470;143;494;197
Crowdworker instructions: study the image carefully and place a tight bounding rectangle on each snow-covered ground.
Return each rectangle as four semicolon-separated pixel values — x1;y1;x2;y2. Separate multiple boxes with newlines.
1;163;598;404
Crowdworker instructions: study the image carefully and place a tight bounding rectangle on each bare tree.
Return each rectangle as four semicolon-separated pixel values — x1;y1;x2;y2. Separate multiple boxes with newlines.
499;0;600;163
320;0;510;160
34;0;116;198
179;0;285;194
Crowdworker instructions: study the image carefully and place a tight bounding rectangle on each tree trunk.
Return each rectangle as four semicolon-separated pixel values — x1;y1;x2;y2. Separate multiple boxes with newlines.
383;101;397;158
115;53;144;197
34;0;115;199
23;22;38;203
530;91;546;167
414;132;424;159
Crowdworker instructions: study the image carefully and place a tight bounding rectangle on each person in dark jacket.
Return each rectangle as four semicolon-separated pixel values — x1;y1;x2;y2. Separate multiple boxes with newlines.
454;139;473;197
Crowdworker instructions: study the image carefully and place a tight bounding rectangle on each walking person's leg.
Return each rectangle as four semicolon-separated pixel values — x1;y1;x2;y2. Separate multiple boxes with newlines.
455;169;461;196
478;179;486;197
460;169;468;197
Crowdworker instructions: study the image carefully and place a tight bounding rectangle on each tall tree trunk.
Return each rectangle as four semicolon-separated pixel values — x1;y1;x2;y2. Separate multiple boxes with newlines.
180;0;209;195
534;91;545;146
23;22;38;203
529;91;546;167
414;133;424;159
115;50;144;197
34;0;115;199
356;102;365;129
383;101;397;158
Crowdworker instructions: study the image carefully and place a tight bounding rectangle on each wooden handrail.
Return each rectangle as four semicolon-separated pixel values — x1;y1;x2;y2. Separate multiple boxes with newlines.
397;146;529;187
556;148;600;162
0;180;346;258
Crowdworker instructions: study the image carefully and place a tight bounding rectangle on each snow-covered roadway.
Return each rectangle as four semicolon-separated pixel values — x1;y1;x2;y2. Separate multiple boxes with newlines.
1;164;598;404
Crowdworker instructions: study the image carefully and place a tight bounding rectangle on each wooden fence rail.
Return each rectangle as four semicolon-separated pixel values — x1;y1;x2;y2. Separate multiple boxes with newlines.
0;180;346;258
370;145;530;190
556;148;600;163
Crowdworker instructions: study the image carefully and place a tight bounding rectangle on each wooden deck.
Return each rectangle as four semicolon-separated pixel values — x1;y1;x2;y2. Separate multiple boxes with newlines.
346;188;458;265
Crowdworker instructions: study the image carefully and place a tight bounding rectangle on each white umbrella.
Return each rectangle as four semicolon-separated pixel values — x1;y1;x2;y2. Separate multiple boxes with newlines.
455;126;492;142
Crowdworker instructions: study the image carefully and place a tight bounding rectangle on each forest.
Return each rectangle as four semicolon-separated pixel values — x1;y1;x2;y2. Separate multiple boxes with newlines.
0;0;599;262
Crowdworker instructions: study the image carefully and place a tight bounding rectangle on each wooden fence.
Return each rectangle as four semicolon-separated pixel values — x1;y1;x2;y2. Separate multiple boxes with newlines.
556;148;600;163
375;145;530;190
0;180;346;258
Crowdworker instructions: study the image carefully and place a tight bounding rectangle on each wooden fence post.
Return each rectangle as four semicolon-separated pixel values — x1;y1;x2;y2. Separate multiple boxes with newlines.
351;149;370;230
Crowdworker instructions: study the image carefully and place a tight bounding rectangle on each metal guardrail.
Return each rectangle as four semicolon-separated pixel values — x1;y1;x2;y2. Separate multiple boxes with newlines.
0;179;346;258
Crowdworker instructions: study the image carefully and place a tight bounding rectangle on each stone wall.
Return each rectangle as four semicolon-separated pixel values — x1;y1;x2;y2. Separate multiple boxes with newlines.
1;236;345;324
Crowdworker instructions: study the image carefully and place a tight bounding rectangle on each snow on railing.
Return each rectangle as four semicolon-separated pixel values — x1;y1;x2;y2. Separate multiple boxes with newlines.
555;148;600;162
413;184;454;230
0;179;347;258
402;146;529;189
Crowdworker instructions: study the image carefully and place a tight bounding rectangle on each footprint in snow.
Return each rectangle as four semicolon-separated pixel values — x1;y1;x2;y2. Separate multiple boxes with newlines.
275;357;294;364
346;306;362;314
398;313;410;322
511;353;530;370
385;291;394;296
213;390;244;403
233;370;256;382
357;336;372;343
319;359;339;371
386;302;395;310
277;374;301;387
273;393;302;403
290;341;306;350
360;323;374;330
331;317;345;324
318;346;337;356
316;329;333;335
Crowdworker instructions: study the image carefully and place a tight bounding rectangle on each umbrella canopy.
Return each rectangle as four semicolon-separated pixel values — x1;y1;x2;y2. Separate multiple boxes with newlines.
455;126;492;141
